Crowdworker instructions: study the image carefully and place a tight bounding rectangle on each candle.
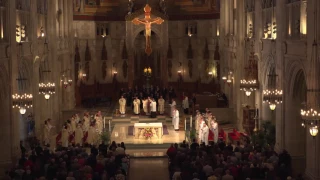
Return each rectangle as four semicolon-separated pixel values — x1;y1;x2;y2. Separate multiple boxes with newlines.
109;120;111;132
185;119;187;131
190;116;192;128
103;117;106;129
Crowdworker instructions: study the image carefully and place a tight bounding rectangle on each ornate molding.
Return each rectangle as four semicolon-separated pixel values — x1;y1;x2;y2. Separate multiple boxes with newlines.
125;7;168;21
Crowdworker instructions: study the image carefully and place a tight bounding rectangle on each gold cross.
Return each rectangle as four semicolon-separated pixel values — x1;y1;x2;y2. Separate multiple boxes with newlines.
132;4;164;56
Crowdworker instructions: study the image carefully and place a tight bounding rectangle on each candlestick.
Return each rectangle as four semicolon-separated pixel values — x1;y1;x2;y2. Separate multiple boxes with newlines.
190;116;192;128
109;120;111;132
103;117;106;130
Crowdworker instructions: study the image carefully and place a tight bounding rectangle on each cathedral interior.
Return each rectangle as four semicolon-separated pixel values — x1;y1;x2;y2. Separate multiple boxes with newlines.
1;0;320;179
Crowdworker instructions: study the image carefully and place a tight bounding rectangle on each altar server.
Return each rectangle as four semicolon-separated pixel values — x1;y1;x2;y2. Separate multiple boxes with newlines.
119;96;126;114
133;97;141;115
173;107;180;131
170;99;176;117
150;98;157;118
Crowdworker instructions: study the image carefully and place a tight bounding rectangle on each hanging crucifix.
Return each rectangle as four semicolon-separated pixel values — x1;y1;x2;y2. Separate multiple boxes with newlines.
132;4;164;56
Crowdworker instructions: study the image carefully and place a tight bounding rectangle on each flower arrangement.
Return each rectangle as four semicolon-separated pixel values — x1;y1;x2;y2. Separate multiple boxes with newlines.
143;128;153;139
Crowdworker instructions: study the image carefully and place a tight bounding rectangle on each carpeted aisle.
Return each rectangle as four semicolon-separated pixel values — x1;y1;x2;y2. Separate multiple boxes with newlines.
128;158;170;180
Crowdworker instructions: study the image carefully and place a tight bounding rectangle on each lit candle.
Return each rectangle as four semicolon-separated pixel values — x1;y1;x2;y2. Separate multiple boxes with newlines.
185;119;187;131
109;120;111;132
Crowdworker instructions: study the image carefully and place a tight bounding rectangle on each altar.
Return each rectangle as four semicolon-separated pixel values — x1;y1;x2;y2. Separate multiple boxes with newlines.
134;123;163;139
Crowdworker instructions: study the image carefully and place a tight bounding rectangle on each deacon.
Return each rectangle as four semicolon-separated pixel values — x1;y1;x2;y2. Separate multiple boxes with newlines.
150;98;157;118
158;96;165;115
133;97;141;115
172;107;180;131
119;96;126;115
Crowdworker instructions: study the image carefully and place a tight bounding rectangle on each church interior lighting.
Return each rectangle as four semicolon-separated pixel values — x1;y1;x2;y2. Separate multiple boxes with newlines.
12;93;33;115
39;82;55;100
309;126;319;137
143;67;152;77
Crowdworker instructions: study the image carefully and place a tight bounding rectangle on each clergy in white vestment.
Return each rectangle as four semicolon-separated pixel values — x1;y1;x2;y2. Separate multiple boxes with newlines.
83;113;90;131
202;123;209;145
70;116;76;132
87;125;96;145
142;98;148;114
119;96;126;114
158;96;165;115
133;97;141;115
150;98;157;118
182;96;189;114
61;125;69;148
172;107;180;131
170;99;177;117
211;118;219;143
43;120;51;145
198;119;205;142
195;111;201;131
75;114;80;124
95;111;103;133
75;124;84;146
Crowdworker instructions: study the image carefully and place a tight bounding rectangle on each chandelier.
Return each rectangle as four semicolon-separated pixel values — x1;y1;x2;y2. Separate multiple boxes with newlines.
12;93;33;115
222;71;233;86
300;0;320;137
263;66;282;111
61;69;73;88
143;67;152;77
240;40;259;97
39;82;55;100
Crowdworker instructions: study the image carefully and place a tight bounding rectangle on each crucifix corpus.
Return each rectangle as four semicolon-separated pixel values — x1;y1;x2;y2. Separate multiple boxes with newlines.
132;4;164;56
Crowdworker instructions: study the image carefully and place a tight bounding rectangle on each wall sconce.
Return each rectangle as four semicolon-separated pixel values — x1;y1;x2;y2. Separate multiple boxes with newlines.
112;62;117;79
40;26;45;38
16;25;21;42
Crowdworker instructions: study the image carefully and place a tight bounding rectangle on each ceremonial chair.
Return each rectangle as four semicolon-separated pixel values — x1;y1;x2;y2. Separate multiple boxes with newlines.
56;133;62;145
218;129;227;142
228;129;241;143
208;129;214;142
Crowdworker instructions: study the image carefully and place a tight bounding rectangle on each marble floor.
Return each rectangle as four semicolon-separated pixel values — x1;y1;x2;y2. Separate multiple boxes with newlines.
110;123;186;144
128;158;170;180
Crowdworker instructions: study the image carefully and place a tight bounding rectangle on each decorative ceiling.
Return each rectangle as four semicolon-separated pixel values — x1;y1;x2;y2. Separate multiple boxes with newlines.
74;0;220;21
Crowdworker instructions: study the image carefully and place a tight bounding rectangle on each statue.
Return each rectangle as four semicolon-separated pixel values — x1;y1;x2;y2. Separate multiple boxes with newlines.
159;0;167;14
132;4;164;56
128;0;134;14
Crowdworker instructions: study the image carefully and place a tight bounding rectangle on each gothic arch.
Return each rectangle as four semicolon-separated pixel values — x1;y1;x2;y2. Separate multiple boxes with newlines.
285;60;307;97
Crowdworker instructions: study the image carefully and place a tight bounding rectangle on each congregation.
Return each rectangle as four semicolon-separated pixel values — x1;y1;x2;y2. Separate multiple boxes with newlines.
167;140;294;180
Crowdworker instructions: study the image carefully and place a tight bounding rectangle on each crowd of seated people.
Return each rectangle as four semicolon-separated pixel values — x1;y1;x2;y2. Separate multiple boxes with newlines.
4;140;129;180
119;85;177;107
167;139;295;180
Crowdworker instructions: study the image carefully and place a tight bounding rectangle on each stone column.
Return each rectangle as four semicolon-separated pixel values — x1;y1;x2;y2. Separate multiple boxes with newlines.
161;21;168;87
275;0;286;152
29;0;41;138
235;0;245;131
305;0;320;179
8;0;20;161
47;0;59;132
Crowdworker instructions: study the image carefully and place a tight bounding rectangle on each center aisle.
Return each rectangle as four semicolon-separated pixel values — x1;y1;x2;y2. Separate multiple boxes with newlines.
128;158;170;180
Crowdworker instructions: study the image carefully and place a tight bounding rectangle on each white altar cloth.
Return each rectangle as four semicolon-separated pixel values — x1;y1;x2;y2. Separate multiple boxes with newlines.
134;123;163;139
